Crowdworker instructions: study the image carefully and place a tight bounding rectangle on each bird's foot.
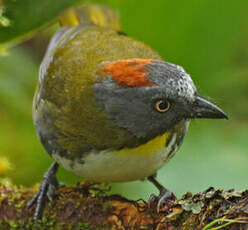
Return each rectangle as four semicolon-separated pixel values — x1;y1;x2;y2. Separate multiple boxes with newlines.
27;162;59;223
148;188;176;213
147;175;176;213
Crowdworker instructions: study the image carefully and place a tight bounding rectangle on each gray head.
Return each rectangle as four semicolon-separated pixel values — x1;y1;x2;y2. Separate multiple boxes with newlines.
94;58;227;139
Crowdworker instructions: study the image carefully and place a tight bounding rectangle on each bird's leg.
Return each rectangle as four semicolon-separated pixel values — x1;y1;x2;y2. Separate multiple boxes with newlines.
147;174;176;212
27;162;59;222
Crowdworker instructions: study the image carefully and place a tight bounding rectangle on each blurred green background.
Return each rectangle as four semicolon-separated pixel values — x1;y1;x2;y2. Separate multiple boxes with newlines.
0;0;248;201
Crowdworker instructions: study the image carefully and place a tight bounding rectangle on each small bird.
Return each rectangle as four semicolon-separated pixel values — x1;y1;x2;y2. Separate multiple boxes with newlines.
28;5;228;220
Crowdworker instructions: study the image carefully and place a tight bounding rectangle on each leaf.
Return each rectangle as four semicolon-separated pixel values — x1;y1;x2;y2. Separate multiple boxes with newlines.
0;0;82;49
0;7;10;27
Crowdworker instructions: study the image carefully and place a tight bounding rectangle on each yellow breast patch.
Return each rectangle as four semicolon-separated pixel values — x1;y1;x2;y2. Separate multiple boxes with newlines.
118;131;172;156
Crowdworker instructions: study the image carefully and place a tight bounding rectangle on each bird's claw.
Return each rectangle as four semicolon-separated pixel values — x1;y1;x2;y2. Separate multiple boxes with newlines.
148;188;176;213
27;162;59;223
27;178;58;222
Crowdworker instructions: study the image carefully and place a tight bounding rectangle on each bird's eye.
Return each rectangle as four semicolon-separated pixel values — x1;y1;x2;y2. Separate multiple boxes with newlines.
155;100;170;113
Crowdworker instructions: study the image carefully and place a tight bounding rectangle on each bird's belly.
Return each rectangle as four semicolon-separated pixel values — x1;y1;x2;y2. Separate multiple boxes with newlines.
52;132;178;182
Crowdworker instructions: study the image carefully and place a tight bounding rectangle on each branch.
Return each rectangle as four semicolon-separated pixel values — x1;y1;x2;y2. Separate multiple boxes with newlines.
0;182;248;229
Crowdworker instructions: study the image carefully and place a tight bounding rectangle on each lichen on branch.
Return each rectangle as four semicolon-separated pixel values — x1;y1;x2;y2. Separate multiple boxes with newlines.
0;182;248;230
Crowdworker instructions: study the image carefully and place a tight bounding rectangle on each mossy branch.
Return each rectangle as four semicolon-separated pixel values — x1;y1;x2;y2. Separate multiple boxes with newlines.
0;182;248;230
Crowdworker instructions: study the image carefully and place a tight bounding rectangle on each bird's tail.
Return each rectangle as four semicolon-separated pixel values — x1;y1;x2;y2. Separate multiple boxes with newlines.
59;4;121;31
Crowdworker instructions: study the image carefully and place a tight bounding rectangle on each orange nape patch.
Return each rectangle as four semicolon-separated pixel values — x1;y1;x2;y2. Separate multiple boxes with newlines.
102;58;155;87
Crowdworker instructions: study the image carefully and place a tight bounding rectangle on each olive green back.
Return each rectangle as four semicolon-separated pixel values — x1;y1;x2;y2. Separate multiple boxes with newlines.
37;25;162;156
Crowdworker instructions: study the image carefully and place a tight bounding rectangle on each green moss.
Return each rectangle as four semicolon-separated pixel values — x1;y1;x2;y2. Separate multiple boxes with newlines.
103;203;112;213
2;220;34;230
8;221;18;229
14;199;25;210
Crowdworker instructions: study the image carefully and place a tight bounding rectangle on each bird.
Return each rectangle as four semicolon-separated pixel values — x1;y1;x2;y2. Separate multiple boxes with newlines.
28;5;228;221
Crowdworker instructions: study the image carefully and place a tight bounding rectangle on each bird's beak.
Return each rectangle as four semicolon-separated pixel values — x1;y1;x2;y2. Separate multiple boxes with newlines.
190;96;228;119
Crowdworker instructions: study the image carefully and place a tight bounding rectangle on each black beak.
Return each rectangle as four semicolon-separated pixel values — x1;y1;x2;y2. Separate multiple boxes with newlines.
190;96;228;119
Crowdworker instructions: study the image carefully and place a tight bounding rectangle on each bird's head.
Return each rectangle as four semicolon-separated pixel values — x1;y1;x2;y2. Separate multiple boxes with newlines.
94;58;227;139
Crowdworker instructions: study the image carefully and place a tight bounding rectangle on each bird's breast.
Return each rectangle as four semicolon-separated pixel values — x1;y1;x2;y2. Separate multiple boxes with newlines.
52;121;190;182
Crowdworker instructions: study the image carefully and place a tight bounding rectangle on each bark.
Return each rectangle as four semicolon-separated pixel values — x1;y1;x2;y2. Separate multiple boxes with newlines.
0;182;248;230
